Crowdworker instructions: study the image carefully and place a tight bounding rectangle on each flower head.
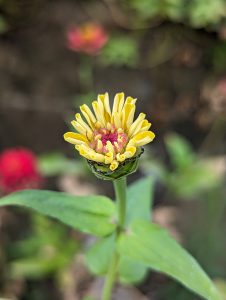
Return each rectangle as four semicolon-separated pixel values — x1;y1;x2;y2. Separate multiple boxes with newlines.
64;93;155;178
0;148;42;194
67;23;108;55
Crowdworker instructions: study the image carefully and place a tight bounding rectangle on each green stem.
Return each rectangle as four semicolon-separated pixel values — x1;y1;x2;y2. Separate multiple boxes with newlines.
114;177;127;229
101;177;127;300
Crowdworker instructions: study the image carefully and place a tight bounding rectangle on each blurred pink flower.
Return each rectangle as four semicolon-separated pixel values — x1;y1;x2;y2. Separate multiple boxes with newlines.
67;23;108;55
0;148;43;194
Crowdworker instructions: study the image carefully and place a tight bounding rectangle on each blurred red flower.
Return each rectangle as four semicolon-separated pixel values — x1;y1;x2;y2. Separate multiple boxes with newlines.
67;23;108;55
0;148;43;194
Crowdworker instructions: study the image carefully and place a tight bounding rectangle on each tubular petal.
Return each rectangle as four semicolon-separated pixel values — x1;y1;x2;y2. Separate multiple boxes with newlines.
89;152;105;163
110;160;119;171
124;146;136;158
122;103;136;130
116;153;126;162
80;104;96;128
103;93;111;115
111;112;121;128
92;101;105;127
125;96;137;105
75;113;93;138
131;131;155;147
140;120;151;132
98;93;111;122
106;141;114;153
79;145;105;162
105;152;114;164
112;93;125;115
64;132;88;145
96;140;103;152
128;113;146;137
71;120;87;136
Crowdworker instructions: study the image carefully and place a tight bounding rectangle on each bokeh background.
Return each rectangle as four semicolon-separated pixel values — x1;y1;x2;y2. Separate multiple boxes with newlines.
0;0;226;299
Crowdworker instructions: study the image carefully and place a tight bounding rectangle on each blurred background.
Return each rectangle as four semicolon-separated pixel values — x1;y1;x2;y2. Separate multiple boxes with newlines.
0;0;226;299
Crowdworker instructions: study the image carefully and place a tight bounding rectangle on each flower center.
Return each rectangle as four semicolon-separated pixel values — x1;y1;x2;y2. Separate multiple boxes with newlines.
101;132;118;146
90;125;128;156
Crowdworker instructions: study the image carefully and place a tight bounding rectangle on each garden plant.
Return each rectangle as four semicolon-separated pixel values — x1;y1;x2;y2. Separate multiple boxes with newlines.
0;93;223;300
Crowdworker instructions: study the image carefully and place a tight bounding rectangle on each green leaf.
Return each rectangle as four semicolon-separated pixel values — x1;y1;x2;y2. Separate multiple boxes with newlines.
119;256;147;284
126;176;154;225
86;177;153;283
38;153;87;176
86;235;115;275
0;190;116;237
85;235;147;284
165;134;195;169
118;220;222;300
214;279;226;299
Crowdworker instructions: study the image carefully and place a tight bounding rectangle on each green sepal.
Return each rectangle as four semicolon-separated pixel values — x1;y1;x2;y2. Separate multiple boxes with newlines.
86;148;144;180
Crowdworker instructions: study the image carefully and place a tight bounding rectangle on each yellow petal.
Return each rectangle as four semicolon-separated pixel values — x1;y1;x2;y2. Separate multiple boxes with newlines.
80;104;96;129
78;145;105;163
116;146;136;162
97;96;107;124
98;93;111;123
128;113;146;137
131;131;155;147
89;152;105;163
98;93;111;122
106;141;115;154
112;92;125;115
71;120;87;136
116;153;126;162
110;160;119;171
75;113;93;139
140;120;151;132
122;103;136;130
112;112;122;129
96;140;103;152
92;100;105;127
64;132;88;145
125;146;136;157
105;152;114;164
124;96;137;105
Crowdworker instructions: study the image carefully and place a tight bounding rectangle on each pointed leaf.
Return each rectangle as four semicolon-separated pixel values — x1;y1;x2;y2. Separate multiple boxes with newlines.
0;190;116;237
118;220;222;300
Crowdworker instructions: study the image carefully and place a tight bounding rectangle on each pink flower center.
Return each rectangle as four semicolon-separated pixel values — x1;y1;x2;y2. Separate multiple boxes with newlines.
90;125;128;156
101;132;118;146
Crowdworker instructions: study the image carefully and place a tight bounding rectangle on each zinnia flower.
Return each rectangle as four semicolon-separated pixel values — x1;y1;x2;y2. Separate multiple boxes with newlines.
67;23;108;55
64;93;155;175
0;148;42;194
